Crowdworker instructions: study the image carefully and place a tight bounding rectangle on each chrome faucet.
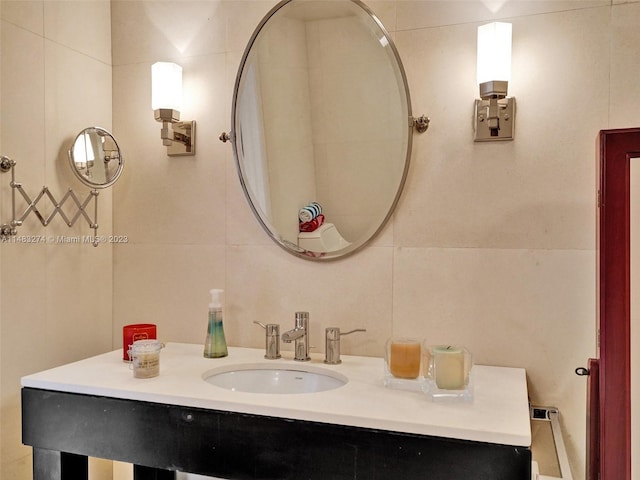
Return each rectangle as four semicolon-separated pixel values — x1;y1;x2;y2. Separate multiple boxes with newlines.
281;311;310;361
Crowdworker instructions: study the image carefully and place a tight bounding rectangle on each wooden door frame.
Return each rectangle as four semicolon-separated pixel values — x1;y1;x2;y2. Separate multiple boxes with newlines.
597;127;640;480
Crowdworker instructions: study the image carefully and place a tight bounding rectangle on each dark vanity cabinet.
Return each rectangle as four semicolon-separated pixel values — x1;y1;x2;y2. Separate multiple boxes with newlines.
22;387;530;480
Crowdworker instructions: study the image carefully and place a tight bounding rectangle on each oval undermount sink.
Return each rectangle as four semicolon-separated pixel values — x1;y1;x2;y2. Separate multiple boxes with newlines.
203;363;348;394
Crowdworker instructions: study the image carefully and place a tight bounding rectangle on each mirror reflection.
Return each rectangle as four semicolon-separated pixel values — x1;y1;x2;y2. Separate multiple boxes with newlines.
68;127;124;189
232;0;412;259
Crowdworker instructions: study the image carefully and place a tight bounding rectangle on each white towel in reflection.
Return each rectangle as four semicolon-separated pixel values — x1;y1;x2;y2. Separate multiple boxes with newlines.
298;202;322;222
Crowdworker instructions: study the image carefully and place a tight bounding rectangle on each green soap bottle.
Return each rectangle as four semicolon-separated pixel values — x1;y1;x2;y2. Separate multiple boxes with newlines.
204;289;228;358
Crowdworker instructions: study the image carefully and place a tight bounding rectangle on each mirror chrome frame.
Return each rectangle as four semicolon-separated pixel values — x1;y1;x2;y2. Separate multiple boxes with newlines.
227;0;417;261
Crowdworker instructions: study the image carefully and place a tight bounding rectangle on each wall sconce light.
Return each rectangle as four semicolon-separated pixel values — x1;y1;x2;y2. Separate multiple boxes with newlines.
151;61;196;156
474;22;515;142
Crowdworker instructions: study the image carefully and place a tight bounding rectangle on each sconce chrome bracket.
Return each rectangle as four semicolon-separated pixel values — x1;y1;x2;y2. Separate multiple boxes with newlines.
0;156;101;246
166;121;196;157
474;96;515;142
410;115;430;134
154;108;196;156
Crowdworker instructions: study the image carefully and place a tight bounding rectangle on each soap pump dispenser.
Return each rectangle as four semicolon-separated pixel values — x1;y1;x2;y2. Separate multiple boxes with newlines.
204;289;228;358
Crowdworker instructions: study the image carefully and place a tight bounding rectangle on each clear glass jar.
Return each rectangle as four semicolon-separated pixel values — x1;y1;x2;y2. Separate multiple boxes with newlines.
128;339;163;379
422;345;473;401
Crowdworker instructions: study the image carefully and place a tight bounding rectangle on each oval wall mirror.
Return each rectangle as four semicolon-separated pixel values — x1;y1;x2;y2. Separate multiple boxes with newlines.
68;127;124;189
230;0;413;260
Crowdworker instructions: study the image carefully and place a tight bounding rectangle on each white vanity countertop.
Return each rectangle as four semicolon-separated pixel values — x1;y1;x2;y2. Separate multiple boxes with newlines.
21;343;531;447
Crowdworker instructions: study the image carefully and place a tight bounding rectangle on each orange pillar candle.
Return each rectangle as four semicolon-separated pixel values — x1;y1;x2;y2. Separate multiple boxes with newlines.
389;340;421;379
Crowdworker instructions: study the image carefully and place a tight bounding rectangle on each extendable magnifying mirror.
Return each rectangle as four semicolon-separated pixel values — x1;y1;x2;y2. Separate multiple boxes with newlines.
68;126;124;189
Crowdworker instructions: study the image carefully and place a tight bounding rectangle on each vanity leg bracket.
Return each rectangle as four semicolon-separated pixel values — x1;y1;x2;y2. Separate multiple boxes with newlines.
134;465;176;480
33;448;88;480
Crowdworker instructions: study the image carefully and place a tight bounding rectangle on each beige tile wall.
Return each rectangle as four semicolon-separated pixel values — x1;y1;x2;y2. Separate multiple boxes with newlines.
0;1;113;479
107;1;640;479
1;0;638;479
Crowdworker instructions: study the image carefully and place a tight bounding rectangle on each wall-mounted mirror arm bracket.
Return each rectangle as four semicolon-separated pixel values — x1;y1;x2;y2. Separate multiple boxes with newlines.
410;115;430;134
0;156;101;247
219;131;231;143
0;156;12;173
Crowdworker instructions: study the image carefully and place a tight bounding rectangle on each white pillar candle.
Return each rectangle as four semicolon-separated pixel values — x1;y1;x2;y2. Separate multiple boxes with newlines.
434;346;465;390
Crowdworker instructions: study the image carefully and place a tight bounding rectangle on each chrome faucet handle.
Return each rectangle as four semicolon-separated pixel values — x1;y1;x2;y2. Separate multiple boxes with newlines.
253;321;281;359
324;327;366;365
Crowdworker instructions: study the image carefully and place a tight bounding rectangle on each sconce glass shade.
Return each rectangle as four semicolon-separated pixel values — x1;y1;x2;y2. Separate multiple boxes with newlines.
477;22;512;98
151;62;183;113
150;61;195;156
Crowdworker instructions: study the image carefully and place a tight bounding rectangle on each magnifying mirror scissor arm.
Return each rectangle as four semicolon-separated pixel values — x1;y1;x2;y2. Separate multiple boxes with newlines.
0;127;124;247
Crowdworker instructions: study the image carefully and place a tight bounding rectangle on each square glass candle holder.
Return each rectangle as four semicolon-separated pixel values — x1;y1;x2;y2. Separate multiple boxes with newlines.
422;345;473;402
384;337;423;391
